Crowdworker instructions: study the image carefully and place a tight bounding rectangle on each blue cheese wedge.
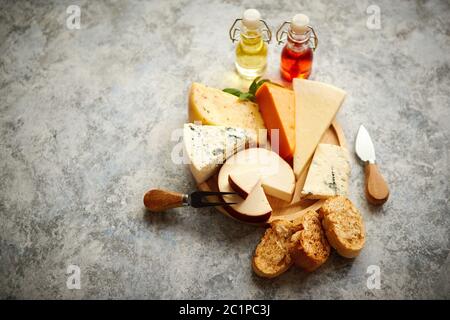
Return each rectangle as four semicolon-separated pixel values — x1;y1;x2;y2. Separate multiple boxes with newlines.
301;144;350;199
183;123;259;183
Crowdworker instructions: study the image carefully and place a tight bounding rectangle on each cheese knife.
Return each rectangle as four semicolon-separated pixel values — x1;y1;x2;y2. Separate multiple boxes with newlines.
143;189;238;212
355;125;390;205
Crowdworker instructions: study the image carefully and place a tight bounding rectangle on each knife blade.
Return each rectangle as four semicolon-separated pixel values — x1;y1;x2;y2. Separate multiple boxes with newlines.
355;125;389;205
355;125;376;163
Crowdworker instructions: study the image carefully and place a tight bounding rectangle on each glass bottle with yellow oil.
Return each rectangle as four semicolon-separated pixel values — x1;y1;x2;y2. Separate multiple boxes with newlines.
229;9;272;79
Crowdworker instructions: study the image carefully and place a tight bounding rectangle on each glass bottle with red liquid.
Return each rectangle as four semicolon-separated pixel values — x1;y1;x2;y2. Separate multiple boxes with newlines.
276;14;318;81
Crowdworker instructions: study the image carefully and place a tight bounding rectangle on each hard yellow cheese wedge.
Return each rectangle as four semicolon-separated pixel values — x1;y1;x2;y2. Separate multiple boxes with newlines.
293;79;347;178
188;82;266;131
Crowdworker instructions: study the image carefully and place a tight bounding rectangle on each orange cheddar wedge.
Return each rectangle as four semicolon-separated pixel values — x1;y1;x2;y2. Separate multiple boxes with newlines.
255;83;295;162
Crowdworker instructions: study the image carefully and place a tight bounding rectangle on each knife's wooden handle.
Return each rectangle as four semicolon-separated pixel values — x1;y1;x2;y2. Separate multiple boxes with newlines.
364;163;389;205
143;189;186;212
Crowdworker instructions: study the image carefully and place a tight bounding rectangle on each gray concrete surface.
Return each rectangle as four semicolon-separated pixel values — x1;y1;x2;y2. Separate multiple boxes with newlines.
0;0;449;299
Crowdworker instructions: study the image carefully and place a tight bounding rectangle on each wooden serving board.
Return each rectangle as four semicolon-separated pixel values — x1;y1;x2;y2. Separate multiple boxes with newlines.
197;120;347;225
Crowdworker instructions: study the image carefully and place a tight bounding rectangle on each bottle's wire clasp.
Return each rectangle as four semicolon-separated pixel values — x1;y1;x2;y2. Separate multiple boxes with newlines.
260;20;272;44
229;18;241;43
229;19;272;44
275;21;290;45
276;21;318;51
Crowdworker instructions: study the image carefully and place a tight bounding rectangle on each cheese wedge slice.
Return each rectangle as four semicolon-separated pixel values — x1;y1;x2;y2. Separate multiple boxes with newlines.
293;79;347;178
219;148;295;212
188;82;266;131
183;123;258;183
301;144;351;199
229;164;295;202
228;169;259;198
226;179;272;223
255;83;295;161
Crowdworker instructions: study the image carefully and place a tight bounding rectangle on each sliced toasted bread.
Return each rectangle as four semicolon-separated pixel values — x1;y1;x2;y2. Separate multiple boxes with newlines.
252;220;302;278
290;210;331;272
319;196;365;258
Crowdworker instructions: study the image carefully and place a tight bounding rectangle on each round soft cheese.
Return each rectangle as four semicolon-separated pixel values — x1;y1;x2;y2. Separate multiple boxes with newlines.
218;148;295;205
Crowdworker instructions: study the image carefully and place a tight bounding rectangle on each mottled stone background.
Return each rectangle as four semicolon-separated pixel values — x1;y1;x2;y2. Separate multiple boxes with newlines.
0;0;448;299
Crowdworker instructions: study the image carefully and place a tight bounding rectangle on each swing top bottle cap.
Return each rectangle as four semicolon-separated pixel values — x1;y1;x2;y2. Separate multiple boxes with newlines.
291;14;310;34
242;9;262;29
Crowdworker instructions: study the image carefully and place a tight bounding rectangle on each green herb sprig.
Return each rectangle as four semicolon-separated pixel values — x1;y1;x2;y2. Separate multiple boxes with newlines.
223;77;275;102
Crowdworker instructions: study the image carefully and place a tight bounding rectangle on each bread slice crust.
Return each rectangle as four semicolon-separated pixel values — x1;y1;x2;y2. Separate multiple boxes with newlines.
320;196;365;258
290;211;330;272
252;220;302;278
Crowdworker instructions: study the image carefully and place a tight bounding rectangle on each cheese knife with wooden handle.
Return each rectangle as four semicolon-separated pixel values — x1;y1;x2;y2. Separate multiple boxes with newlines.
143;189;238;212
355;125;389;205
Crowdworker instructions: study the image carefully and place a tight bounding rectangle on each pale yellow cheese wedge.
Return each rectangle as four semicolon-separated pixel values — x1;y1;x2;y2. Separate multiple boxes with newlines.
188;82;266;131
293;79;347;178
